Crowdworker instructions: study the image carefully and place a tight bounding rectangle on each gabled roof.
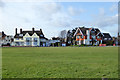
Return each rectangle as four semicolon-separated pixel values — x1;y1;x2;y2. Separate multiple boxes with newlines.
22;30;43;36
14;28;46;39
79;27;89;36
14;34;23;38
74;27;101;36
0;31;6;40
95;28;100;35
96;32;104;37
103;33;112;38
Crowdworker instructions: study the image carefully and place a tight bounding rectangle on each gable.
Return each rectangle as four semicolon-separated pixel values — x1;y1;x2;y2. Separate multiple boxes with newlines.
73;28;84;36
96;32;104;37
24;33;30;37
32;33;39;37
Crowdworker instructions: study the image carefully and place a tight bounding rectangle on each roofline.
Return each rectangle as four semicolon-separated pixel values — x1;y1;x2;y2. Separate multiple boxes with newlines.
73;28;84;36
89;28;96;32
96;32;104;36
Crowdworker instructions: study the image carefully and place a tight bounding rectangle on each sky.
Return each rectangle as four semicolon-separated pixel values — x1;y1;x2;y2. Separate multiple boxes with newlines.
0;0;118;38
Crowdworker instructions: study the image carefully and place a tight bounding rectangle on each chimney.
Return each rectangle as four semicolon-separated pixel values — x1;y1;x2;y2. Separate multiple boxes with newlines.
2;31;4;36
15;28;17;35
32;28;35;33
20;28;22;34
40;29;42;32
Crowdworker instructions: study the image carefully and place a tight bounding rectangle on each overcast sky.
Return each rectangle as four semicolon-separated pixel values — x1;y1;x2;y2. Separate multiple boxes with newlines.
0;1;118;38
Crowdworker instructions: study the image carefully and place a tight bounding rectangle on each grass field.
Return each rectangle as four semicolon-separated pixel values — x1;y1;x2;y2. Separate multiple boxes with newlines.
2;47;118;78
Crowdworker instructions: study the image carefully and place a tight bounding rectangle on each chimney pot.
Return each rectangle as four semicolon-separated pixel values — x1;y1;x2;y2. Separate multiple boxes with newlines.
32;28;35;33
15;28;17;35
20;28;22;34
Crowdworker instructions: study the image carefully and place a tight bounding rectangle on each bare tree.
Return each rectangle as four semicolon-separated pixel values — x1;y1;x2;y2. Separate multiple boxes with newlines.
59;30;67;39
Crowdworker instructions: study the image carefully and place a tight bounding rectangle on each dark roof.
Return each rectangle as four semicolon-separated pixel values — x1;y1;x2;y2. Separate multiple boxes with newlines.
97;32;103;37
95;28;100;35
78;27;101;35
0;31;6;40
74;27;102;36
52;37;60;40
2;31;6;37
103;33;112;38
14;34;23;38
79;27;89;35
14;28;46;39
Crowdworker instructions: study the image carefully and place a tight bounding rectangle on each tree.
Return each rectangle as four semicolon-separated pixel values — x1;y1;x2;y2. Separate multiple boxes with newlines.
59;30;67;39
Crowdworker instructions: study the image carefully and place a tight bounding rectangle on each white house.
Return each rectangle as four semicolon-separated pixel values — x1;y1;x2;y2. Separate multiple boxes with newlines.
14;28;48;47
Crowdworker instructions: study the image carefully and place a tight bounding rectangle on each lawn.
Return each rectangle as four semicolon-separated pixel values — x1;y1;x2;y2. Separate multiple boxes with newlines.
2;47;118;78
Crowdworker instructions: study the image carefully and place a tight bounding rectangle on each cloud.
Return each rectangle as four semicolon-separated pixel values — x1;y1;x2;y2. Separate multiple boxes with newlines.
99;8;105;15
0;2;118;38
0;2;74;38
110;4;118;12
68;6;84;16
0;0;5;7
94;14;118;27
90;7;118;28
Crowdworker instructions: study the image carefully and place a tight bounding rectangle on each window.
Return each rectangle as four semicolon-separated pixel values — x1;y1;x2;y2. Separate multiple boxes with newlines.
81;36;84;38
40;35;43;37
19;34;23;37
34;38;38;42
109;38;111;40
16;38;19;40
91;31;95;34
26;38;31;42
26;42;31;46
26;38;31;46
34;38;38;46
16;42;20;46
92;35;95;39
97;36;100;39
77;36;79;39
104;38;107;40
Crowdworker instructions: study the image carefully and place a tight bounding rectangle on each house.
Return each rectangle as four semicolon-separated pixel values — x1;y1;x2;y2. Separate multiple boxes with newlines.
73;27;103;45
102;33;113;45
14;28;48;47
0;31;14;46
102;33;112;41
49;37;61;47
112;37;118;45
73;27;112;46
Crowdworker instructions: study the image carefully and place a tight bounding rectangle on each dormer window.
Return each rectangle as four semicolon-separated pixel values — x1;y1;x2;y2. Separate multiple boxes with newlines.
92;35;95;39
77;36;79;39
19;34;23;37
104;38;107;40
97;36;100;39
40;35;43;37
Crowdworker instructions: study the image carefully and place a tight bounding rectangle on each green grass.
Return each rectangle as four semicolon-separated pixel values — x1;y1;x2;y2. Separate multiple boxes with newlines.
2;47;118;78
